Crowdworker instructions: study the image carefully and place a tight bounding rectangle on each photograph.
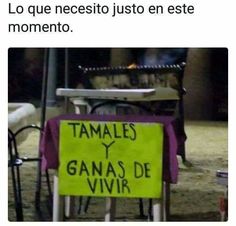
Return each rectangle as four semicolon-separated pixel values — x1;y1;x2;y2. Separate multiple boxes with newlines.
8;48;228;222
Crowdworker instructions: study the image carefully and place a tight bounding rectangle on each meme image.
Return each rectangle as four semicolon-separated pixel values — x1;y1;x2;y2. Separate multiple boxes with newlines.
8;48;228;222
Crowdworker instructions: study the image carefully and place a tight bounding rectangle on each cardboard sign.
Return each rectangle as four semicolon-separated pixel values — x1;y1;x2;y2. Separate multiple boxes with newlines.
59;120;163;198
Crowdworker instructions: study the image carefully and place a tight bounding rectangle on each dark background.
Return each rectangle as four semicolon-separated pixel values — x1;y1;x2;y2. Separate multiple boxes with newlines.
8;48;228;120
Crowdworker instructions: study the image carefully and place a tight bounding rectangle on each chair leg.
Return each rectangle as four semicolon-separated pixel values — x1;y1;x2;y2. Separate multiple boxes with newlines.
10;164;24;221
148;199;153;221
105;197;116;221
53;174;64;221
77;196;83;214
138;198;145;217
162;182;170;221
152;199;162;221
15;165;24;221
84;197;91;213
8;131;24;221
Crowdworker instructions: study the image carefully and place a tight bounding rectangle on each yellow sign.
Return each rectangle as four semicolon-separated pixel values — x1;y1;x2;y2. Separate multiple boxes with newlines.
59;120;163;198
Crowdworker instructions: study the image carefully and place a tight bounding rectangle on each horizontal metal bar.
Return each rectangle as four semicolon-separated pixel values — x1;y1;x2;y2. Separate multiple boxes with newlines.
78;63;186;76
